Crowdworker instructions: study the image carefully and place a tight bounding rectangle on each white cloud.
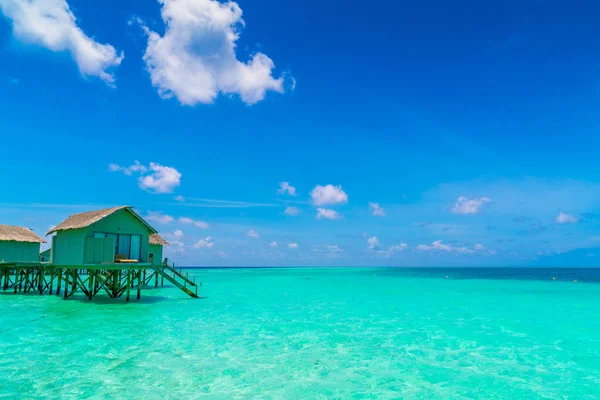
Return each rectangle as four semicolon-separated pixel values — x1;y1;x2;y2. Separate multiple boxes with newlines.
177;217;209;229
278;182;296;196
310;184;348;206
0;0;123;85
327;245;342;253
139;162;181;193
417;240;491;255
284;206;301;216
367;236;381;250
109;161;181;194
269;241;278;248
194;236;213;248
389;243;408;252
316;208;341;220
369;202;386;216
136;0;284;105
451;196;491;214
247;229;260;238
173;229;184;238
555;212;578;224
108;160;147;176
145;211;174;224
417;240;452;252
174;195;185;202
288;243;298;249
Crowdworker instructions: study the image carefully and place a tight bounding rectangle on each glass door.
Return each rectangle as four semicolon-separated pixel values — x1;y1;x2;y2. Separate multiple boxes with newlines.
130;235;141;261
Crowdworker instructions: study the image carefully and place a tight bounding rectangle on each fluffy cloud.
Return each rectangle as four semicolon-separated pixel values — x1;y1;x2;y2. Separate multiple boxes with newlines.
194;236;213;248
369;202;386;217
417;240;452;252
451;196;491;214
316;208;341;220
278;182;296;196
145;211;175;224
389;243;408;252
0;0;123;85
310;184;348;206
555;212;578;224
109;161;147;175
173;229;184;238
109;161;181;194
178;217;209;229
288;243;298;249
284;206;301;216
417;240;489;255
367;236;381;250
247;229;260;238
139;163;181;193
269;241;278;248
137;0;284;105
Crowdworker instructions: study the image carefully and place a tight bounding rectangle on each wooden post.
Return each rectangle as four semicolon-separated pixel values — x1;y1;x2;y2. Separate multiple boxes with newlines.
126;268;131;302
38;266;44;294
48;267;54;295
136;270;141;300
15;268;19;293
64;269;69;298
71;269;77;297
57;268;62;295
155;268;159;288
88;270;94;300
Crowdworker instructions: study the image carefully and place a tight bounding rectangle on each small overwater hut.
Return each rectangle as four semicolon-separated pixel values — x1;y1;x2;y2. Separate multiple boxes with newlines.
0;224;46;263
47;206;159;265
0;206;199;300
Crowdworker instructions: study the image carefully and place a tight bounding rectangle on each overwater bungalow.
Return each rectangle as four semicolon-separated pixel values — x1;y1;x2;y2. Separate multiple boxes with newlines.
0;224;46;263
0;206;198;300
47;206;161;265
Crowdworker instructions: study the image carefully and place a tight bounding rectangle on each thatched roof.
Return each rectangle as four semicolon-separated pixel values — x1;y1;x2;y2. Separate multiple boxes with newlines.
47;206;158;235
149;233;169;246
0;224;46;243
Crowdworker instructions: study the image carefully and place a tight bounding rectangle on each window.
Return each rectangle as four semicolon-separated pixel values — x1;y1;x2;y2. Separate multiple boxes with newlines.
93;232;143;261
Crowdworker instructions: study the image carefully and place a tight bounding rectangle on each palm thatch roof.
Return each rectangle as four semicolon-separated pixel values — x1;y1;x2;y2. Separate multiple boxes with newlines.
149;233;169;246
0;224;46;243
47;206;158;235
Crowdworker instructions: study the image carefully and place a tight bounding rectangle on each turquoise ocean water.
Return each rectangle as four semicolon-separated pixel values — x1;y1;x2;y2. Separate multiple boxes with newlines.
1;267;600;399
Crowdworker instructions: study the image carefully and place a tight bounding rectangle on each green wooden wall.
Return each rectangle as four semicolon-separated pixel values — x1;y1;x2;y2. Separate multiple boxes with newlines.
0;241;41;263
149;244;163;266
51;229;86;265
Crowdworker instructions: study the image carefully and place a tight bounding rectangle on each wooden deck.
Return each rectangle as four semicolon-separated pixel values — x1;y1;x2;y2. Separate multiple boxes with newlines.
0;261;199;300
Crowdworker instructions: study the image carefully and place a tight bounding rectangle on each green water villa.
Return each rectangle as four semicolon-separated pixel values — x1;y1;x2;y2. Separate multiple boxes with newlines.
0;206;199;300
0;224;47;263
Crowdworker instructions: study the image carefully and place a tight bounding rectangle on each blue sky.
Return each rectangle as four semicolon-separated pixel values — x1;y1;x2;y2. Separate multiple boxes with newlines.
1;0;599;266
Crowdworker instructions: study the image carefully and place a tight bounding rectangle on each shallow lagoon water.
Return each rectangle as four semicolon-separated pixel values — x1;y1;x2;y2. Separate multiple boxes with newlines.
1;267;599;399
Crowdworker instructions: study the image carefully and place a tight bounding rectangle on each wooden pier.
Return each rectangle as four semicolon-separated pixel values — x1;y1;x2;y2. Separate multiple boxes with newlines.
0;261;199;301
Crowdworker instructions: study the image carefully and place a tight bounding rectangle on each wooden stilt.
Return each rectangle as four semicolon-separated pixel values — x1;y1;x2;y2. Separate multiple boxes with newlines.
71;269;77;297
49;267;54;294
38;266;44;294
126;269;131;302
64;269;69;298
88;270;94;300
56;268;62;295
136;270;141;300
